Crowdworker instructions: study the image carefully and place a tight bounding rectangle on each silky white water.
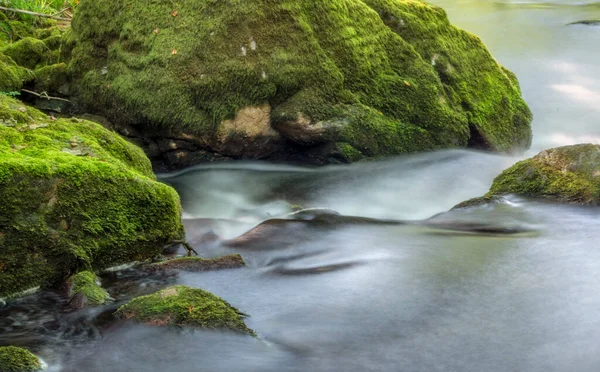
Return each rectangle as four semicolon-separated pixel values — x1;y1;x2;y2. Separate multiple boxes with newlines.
1;1;599;371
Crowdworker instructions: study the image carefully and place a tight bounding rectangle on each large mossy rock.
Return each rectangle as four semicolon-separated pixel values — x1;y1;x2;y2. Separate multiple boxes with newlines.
457;144;600;207
0;95;184;297
488;144;600;205
67;0;532;165
115;285;254;335
0;52;34;92
0;346;41;372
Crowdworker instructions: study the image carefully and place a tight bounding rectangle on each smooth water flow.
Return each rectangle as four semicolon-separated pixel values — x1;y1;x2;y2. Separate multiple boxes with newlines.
1;1;599;371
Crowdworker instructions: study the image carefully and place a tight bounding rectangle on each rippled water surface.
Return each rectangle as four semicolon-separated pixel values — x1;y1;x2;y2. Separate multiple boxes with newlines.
2;1;600;371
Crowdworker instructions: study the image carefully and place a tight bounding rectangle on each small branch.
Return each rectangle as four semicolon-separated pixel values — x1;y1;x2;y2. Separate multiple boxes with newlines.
0;6;71;21
21;89;71;103
51;7;70;17
163;240;199;256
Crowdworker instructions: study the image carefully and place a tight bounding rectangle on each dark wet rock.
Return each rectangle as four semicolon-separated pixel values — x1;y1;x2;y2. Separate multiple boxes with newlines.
115;285;254;335
0;346;41;372
267;261;363;276
224;213;404;250
451;195;508;210
568;20;600;26
67;0;531;168
66;271;111;310
149;254;246;272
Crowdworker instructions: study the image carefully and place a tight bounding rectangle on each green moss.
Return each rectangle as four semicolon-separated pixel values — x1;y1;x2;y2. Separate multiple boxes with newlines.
69;271;110;305
0;52;35;92
34;63;70;95
150;254;246;272
0;95;185;297
115;285;254;334
364;0;533;151
68;0;531;160
488;144;600;205
0;346;41;372
1;37;51;69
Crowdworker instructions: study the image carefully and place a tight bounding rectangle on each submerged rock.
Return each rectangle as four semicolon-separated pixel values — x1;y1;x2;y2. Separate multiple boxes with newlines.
0;346;41;372
149;254;246;272
0;95;184;297
458;144;600;206
67;0;532;166
67;271;111;309
115;285;254;335
568;20;600;26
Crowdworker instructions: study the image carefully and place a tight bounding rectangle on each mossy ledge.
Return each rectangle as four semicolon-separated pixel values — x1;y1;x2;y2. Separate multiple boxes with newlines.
149;254;246;272
115;285;255;335
67;0;532;165
456;144;600;207
0;346;41;372
0;95;184;297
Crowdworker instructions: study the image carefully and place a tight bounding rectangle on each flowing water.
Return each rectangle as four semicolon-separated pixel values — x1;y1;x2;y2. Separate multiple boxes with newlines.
2;1;600;371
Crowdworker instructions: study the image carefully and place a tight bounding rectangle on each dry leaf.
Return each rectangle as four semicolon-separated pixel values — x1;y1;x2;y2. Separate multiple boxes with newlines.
153;28;159;35
172;10;178;17
172;49;178;55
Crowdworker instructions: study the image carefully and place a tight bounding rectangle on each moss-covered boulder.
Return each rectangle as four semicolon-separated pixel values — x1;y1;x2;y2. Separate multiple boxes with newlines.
67;0;532;165
0;52;34;92
0;95;184;297
1;37;50;70
115;285;254;334
0;346;41;372
67;271;110;309
458;144;600;207
149;254;246;272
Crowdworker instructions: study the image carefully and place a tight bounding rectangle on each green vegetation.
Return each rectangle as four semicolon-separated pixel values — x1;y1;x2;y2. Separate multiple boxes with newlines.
116;285;255;335
0;95;185;297
69;270;110;305
68;0;531;162
487;144;600;205
0;346;41;372
0;0;78;21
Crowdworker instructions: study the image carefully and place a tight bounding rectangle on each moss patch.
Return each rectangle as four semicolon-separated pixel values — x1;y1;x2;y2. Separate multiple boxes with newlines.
69;270;110;306
115;285;254;334
0;95;185;297
0;346;41;372
68;0;531;161
487;144;600;205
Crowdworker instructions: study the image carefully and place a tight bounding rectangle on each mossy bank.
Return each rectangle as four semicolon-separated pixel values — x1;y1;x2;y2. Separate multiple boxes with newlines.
67;0;532;167
0;95;184;297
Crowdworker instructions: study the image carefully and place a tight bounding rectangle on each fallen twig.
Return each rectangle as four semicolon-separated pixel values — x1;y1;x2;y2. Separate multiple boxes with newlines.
163;240;199;256
21;89;71;103
0;6;71;21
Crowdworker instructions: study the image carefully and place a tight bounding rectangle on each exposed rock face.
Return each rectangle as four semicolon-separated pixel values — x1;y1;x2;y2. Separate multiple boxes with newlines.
0;346;41;372
0;95;184;297
457;144;600;207
67;0;532;167
115;285;254;334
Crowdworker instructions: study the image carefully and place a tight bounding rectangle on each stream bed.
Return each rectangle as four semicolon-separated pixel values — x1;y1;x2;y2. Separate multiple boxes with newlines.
1;1;600;371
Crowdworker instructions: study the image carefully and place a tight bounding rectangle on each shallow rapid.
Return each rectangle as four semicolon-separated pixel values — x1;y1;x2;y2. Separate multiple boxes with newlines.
2;1;600;371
